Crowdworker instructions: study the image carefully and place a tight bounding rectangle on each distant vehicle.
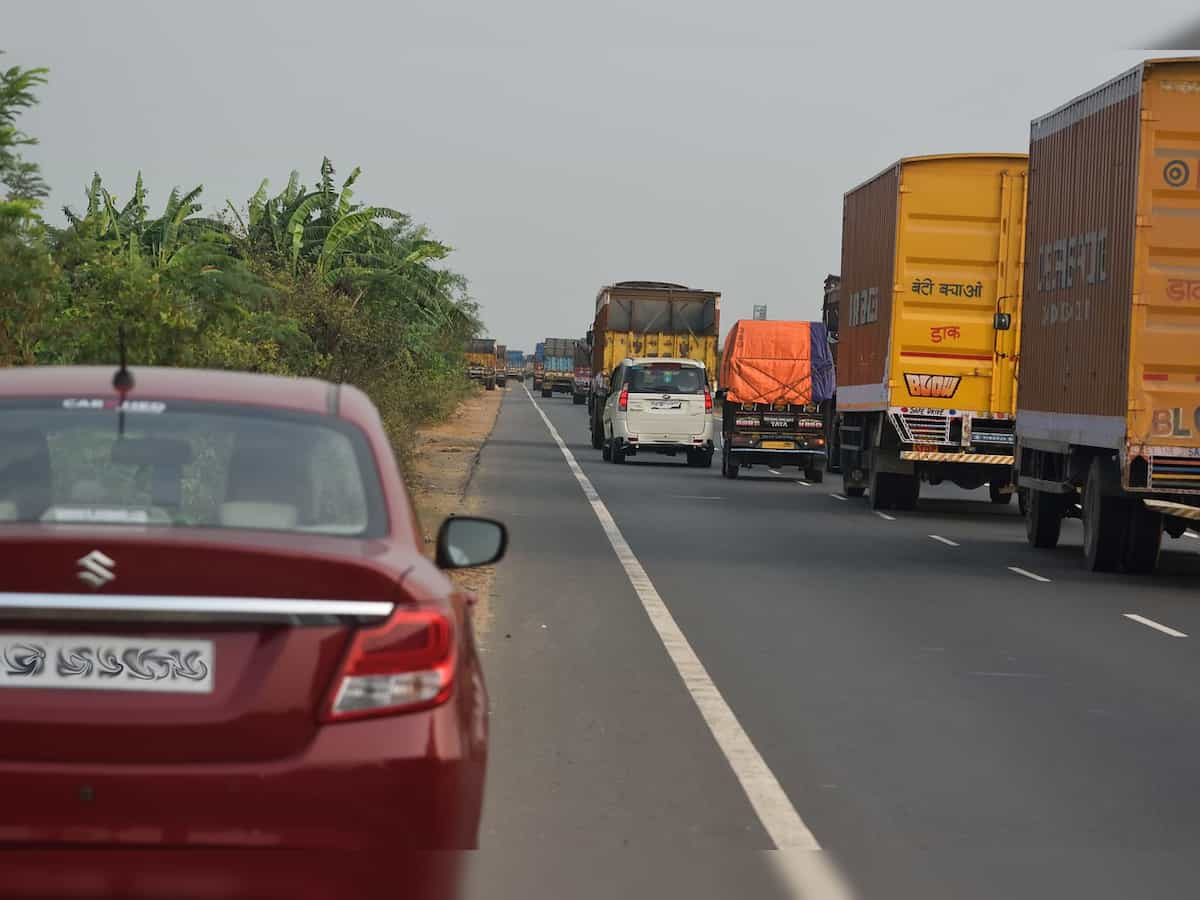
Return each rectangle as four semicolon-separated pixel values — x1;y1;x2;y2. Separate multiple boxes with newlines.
587;281;720;450
465;338;498;390
532;343;545;391
0;365;507;890
600;358;714;467
1016;57;1200;574
718;320;835;481
506;350;525;378
495;343;508;386
832;153;1028;510
540;338;577;399
572;339;591;406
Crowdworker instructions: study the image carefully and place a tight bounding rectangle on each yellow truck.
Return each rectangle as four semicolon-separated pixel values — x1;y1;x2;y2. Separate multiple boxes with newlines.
832;154;1029;509
1016;57;1200;573
464;338;497;391
586;281;720;449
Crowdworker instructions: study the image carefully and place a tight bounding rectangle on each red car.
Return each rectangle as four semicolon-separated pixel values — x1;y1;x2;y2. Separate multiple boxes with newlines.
0;365;505;899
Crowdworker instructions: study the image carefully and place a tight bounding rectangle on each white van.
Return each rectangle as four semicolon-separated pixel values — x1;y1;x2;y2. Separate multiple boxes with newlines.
600;358;715;467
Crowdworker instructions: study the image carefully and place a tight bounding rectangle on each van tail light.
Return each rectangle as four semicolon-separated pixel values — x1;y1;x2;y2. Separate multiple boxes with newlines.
324;608;455;722
704;388;713;412
618;386;629;411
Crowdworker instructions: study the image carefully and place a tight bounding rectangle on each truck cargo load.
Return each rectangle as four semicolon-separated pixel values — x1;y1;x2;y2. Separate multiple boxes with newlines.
572;339;591;406
506;350;525;378
495;344;508;386
832;153;1029;509
718;320;835;480
586;281;720;450
532;343;545;390
540;337;577;398
465;338;498;391
1015;57;1200;574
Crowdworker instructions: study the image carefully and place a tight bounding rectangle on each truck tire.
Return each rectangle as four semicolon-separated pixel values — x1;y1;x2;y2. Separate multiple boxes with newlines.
591;413;604;450
1123;501;1163;574
722;446;739;479
844;482;865;498
573;393;585;405
485;378;495;391
541;387;552;399
804;467;824;484
892;474;920;511
1082;458;1126;572
869;469;893;510
989;481;1013;505
1025;488;1064;549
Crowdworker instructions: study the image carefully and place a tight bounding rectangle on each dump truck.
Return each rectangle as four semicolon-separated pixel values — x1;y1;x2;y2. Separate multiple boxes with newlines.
465;338;497;391
832;153;1029;510
1016;57;1200;574
506;350;525;379
718;320;836;481
495;344;508;387
532;342;545;391
587;281;720;449
540;338;577;398
572;339;591;406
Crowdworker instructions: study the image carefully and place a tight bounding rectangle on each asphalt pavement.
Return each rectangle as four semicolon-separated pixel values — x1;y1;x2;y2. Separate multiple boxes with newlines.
466;384;1200;900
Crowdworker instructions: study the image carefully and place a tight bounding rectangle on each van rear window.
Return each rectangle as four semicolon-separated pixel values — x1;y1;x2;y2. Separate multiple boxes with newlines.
628;365;705;395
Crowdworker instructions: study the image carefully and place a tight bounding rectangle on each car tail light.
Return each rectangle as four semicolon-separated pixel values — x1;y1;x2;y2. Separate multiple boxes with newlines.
618;386;629;411
704;388;713;412
324;608;455;722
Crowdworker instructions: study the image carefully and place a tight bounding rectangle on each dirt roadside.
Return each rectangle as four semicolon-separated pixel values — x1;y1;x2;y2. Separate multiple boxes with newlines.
406;383;505;639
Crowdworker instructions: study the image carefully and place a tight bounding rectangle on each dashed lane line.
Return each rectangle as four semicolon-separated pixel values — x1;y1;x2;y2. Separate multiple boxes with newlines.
830;493;847;501
874;511;896;521
928;535;960;547
1008;566;1051;583
1124;613;1188;638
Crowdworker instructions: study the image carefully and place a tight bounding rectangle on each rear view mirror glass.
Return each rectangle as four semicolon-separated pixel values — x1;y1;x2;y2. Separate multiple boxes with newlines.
993;312;1012;331
436;516;508;569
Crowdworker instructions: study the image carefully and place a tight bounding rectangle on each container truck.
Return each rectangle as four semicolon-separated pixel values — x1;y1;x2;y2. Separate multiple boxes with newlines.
718;320;835;481
831;153;1029;510
506;350;525;379
587;281;721;449
465;338;497;391
573;339;591;406
495;343;508;387
533;343;545;391
1015;57;1200;574
540;338;577;398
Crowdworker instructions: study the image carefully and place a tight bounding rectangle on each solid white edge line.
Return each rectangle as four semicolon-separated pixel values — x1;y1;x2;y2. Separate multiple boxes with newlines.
928;535;960;547
1124;613;1188;638
522;386;823;853
1008;566;1051;583
830;493;847;501
874;511;895;521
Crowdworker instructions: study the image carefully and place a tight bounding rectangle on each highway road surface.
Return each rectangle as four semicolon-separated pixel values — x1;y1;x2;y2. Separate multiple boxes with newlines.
465;385;1200;900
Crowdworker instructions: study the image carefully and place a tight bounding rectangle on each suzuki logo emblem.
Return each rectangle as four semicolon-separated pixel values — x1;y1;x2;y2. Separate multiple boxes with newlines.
76;550;116;589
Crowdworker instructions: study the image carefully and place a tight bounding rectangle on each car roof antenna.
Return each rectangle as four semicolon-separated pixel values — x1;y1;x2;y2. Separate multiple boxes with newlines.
113;325;134;437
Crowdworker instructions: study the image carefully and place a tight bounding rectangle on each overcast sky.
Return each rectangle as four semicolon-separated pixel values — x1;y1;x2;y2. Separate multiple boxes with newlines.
6;1;1197;351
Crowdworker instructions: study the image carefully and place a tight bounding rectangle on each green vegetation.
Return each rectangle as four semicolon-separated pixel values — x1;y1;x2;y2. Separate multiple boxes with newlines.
0;53;481;465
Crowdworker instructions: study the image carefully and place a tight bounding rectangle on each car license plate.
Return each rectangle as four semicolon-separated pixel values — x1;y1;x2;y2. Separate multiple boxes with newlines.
762;440;793;449
0;633;214;694
651;401;681;410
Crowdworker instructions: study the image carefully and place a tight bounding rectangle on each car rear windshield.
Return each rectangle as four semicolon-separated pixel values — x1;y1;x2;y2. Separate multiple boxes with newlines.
0;400;387;537
628;364;705;395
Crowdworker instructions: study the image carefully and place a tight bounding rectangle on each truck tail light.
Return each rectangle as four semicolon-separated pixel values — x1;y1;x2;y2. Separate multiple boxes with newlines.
618;386;629;411
704;388;713;412
324;608;455;722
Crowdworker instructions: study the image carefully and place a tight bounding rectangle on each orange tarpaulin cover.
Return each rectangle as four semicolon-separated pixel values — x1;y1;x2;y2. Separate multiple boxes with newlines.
720;320;821;405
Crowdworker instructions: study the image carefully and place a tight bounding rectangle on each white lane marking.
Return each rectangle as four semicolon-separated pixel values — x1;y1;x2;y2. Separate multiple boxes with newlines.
669;495;724;501
830;493;847;501
1186;531;1199;540
795;480;811;487
1008;566;1051;583
522;386;825;854
874;511;896;521
928;534;960;547
768;468;783;476
1124;613;1188;638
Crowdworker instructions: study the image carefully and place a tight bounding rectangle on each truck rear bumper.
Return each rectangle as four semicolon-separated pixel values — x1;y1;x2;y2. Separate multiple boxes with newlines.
900;450;1013;465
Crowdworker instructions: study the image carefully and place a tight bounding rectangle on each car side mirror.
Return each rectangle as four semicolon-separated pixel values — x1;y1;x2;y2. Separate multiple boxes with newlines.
436;516;508;569
993;313;1012;331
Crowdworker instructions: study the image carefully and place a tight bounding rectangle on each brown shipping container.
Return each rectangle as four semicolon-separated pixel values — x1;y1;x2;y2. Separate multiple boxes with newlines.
1018;58;1200;460
837;166;899;395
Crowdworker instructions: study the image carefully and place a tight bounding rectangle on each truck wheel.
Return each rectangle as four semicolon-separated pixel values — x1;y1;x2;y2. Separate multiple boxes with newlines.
893;474;920;511
722;447;739;479
485;378;495;391
804;467;824;484
1082;458;1126;572
573;394;585;405
843;478;865;498
541;387;552;398
602;438;612;461
869;469;893;510
1123;501;1163;574
591;416;604;450
1025;488;1064;549
989;481;1013;505
1017;488;1029;517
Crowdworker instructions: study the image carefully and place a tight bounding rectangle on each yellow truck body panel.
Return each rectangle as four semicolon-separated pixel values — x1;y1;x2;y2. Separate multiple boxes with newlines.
595;333;719;382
